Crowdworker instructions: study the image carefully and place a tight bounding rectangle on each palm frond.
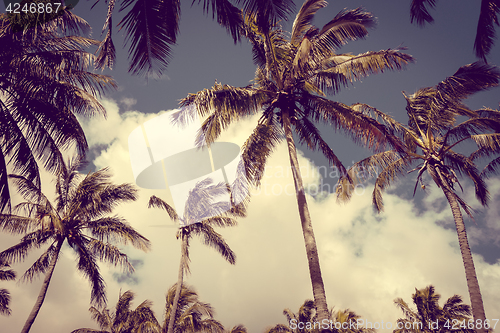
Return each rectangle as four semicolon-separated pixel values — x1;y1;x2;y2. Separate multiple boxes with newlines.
71;236;107;306
474;0;500;61
319;49;414;84
336;150;410;203
20;241;59;283
372;155;415;212
195;0;244;43
410;0;437;26
314;7;376;51
0;230;55;264
194;224;236;264
292;115;347;176
436;62;500;101
85;216;151;252
238;0;295;32
118;0;177;76
148;195;179;221
240;113;284;186
179;84;265;145
290;0;328;46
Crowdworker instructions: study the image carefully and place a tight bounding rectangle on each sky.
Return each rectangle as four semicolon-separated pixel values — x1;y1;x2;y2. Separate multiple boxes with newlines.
1;0;500;332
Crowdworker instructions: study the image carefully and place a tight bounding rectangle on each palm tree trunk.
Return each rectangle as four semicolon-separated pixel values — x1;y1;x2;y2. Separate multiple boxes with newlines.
21;240;63;333
440;181;487;333
281;110;331;330
167;232;186;333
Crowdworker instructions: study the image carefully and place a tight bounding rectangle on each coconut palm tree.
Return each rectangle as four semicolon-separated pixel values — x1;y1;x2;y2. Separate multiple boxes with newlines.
71;290;161;333
408;0;500;61
162;284;225;333
0;258;16;316
148;178;242;333
0;156;151;333
266;299;375;333
394;285;475;333
336;62;500;333
0;10;116;213
178;0;414;325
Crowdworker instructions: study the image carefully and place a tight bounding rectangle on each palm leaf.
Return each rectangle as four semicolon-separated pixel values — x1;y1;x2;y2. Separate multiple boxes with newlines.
118;0;177;76
314;7;376;51
194;0;244;43
474;0;500;61
148;195;179;221
410;0;437;26
290;0;328;46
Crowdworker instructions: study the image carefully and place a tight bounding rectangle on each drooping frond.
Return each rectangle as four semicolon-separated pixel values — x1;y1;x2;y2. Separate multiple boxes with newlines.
336;150;411;204
410;0;437;26
20;241;59;283
474;0;500;61
148;195;179;221
0;230;55;264
239;0;295;33
179;84;266;145
71;236;107;306
118;0;178;76
240;113;284;186
292;115;347;175
192;224;236;264
372;155;415;212
194;0;244;43
436;62;500;101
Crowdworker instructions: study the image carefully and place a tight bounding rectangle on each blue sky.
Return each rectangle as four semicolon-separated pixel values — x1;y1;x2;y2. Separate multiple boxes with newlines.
1;0;500;332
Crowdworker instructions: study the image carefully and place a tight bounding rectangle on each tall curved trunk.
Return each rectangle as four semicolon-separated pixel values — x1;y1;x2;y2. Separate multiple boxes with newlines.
21;240;63;333
440;178;487;333
281;110;331;330
167;232;187;333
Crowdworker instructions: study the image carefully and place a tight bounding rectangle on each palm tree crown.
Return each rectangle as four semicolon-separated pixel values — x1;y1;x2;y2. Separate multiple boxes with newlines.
162;284;225;333
0;11;116;213
394;285;475;333
0;156;151;333
71;290;160;333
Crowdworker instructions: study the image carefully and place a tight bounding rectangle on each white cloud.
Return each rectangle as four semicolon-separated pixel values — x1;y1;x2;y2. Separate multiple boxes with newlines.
2;100;499;333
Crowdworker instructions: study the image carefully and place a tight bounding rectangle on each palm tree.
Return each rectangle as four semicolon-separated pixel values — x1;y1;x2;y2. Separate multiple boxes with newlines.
71;290;161;333
408;0;500;61
178;0;414;325
336;62;500;333
394;285;475;333
0;10;116;213
266;299;375;333
148;178;242;333
0;258;16;316
162;284;225;333
0;156;151;333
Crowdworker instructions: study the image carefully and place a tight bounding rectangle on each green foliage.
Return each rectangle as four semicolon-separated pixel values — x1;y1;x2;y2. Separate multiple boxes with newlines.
0;10;116;213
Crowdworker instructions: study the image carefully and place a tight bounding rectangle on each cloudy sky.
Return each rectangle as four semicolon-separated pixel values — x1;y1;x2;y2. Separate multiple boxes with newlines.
1;0;500;332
